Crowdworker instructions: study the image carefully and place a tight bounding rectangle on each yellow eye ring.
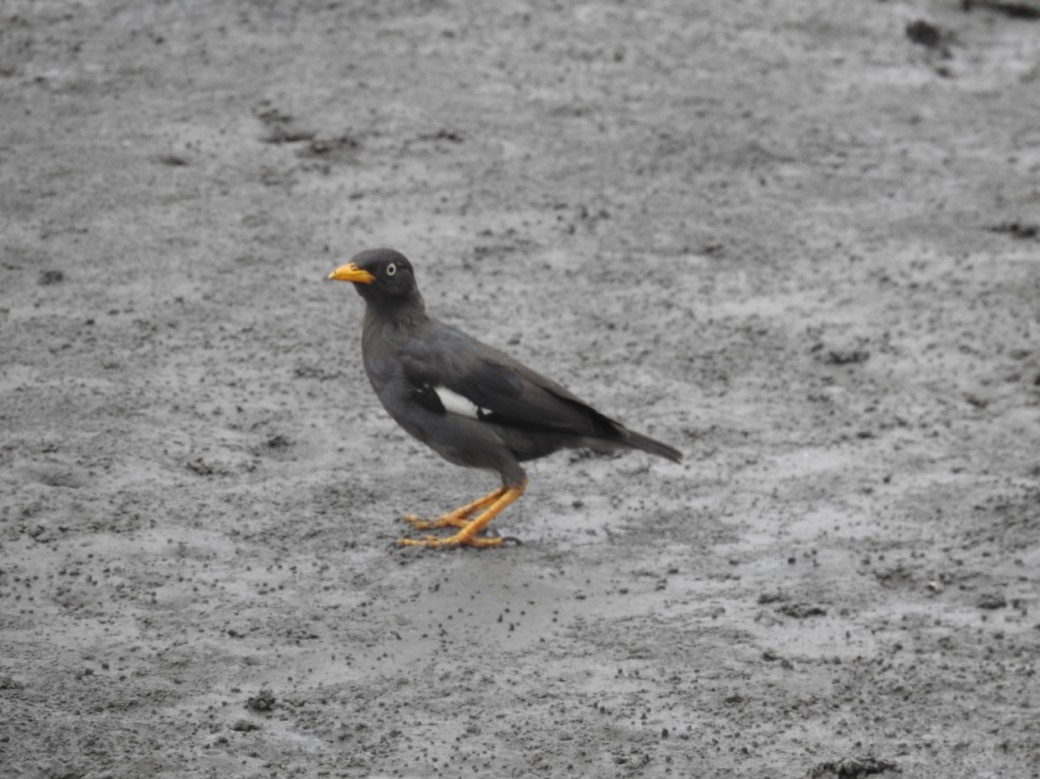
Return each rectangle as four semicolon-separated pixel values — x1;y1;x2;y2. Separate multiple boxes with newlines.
386;263;397;277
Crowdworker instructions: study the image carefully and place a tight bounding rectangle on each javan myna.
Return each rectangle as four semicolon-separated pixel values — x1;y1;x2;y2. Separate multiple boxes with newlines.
328;248;681;549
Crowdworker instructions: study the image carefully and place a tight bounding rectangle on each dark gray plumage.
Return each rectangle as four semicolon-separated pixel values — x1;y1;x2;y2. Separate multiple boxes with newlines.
328;248;681;548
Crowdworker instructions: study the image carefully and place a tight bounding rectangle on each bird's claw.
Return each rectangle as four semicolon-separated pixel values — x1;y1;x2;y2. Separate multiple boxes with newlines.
402;513;469;530
396;535;446;549
396;533;506;549
396;484;524;550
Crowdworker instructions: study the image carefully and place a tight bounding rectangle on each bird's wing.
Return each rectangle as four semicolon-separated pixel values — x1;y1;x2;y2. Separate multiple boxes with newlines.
398;322;619;439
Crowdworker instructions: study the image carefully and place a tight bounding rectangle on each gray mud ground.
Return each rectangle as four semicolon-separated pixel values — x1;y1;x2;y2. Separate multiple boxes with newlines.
2;2;1039;777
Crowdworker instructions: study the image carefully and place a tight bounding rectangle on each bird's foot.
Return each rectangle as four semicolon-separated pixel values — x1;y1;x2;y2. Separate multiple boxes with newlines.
402;513;470;530
397;533;504;549
400;485;510;530
395;482;526;551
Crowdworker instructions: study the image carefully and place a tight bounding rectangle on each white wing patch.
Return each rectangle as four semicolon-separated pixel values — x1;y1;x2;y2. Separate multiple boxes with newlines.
434;386;490;420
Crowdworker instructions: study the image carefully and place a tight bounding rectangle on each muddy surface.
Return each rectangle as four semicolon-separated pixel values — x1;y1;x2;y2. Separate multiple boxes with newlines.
2;2;1039;777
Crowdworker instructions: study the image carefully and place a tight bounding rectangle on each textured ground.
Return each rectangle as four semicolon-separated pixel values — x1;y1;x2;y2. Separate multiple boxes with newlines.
2;1;1039;777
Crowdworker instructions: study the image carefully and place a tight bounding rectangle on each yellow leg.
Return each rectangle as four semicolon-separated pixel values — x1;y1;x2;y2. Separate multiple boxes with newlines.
402;486;507;529
399;480;527;549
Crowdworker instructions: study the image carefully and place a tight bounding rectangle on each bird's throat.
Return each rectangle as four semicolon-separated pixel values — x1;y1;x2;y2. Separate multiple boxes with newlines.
362;294;428;333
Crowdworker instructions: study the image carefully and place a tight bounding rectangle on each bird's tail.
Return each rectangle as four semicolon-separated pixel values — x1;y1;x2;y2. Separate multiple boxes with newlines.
622;428;683;463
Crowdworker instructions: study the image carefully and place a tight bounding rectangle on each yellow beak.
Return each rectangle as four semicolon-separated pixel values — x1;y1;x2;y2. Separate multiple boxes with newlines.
327;262;376;284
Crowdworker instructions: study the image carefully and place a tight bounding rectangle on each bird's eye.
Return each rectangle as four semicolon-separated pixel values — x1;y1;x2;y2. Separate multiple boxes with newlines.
386;263;397;277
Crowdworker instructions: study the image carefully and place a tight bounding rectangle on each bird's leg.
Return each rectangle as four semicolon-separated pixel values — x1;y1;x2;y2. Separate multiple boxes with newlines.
399;480;527;549
402;486;508;529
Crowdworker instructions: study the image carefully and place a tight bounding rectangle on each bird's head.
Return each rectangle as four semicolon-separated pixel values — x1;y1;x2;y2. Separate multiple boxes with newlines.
327;248;420;305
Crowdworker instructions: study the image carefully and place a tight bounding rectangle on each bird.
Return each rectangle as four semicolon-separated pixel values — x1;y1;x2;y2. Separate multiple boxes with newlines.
327;248;682;549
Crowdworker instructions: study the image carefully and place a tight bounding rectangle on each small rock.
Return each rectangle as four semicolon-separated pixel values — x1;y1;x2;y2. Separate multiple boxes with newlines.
778;603;827;619
38;270;65;285
246;687;276;711
806;755;901;778
905;20;943;48
977;592;1007;610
